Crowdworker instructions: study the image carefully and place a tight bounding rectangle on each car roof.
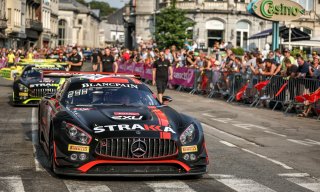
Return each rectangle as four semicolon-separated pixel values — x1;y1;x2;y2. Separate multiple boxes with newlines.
68;74;142;85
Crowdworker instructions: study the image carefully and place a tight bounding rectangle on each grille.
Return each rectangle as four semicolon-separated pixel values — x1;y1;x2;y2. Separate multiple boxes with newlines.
96;138;178;159
29;88;57;97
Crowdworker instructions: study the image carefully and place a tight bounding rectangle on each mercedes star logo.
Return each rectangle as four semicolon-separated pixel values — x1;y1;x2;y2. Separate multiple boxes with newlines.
130;139;147;158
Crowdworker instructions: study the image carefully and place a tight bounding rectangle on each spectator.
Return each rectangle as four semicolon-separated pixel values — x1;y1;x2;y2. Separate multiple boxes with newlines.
56;53;66;63
91;49;100;71
310;56;320;79
284;58;298;78
186;51;196;67
7;50;15;67
261;59;276;76
297;55;311;78
67;47;82;71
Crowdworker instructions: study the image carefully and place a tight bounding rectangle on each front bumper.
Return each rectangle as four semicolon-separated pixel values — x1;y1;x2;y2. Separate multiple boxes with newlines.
53;139;208;176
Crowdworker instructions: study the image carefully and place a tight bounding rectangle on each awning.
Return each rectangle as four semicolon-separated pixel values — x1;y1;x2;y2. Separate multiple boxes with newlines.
249;26;310;42
281;37;320;47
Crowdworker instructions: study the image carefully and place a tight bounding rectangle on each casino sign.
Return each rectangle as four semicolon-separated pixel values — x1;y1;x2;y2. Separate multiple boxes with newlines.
248;0;305;22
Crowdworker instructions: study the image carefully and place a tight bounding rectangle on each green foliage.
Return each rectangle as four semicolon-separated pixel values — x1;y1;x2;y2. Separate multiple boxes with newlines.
290;48;307;60
155;6;195;49
76;0;117;17
231;47;245;56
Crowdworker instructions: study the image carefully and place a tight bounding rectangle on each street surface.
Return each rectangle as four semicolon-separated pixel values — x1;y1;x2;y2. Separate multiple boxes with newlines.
0;62;319;192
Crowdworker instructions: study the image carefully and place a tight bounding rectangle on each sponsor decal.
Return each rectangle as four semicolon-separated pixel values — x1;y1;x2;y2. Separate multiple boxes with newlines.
111;116;143;120
19;92;28;96
181;145;198;153
72;107;94;111
68;88;88;98
30;83;59;88
93;124;176;134
251;0;305;21
68;144;90;153
81;83;138;89
114;112;140;116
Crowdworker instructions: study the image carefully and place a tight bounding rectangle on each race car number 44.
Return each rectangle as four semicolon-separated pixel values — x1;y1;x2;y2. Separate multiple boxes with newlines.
181;145;198;153
68;144;90;153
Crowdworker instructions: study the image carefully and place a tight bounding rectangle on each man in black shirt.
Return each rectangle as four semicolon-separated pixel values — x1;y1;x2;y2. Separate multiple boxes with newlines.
68;47;82;71
152;51;173;104
91;49;100;71
284;58;298;78
100;47;118;73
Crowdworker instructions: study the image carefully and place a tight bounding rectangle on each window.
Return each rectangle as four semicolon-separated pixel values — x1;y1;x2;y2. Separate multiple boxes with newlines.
78;19;82;25
7;8;11;24
236;21;250;50
294;0;313;11
58;20;66;45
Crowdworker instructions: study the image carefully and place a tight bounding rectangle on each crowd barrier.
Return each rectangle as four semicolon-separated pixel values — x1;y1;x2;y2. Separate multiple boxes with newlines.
117;61;320;119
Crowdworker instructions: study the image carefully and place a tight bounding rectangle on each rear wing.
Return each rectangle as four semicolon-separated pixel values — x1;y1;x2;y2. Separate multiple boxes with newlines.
42;71;141;79
18;59;68;66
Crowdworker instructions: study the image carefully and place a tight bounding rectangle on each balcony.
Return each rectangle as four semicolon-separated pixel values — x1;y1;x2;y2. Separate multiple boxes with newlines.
203;1;228;10
25;19;43;32
0;19;7;29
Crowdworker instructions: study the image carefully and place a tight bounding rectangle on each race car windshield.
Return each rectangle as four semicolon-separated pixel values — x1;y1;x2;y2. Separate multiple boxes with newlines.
22;69;41;79
64;86;160;106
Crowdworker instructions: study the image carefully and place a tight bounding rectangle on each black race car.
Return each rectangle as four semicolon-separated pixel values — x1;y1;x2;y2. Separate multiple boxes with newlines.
38;74;208;176
12;65;66;105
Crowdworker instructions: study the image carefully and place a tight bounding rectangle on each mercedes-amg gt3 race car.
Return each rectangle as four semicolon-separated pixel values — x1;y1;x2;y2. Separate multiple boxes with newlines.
12;65;66;105
38;73;209;176
0;59;68;80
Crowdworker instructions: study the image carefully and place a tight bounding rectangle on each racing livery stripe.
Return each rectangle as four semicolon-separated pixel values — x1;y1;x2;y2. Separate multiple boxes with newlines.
77;160;191;173
89;77;129;83
151;108;169;127
54;141;59;165
160;132;171;139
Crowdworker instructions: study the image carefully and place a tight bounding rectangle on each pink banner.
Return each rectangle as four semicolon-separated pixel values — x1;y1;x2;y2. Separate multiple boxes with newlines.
117;61;195;87
170;67;195;88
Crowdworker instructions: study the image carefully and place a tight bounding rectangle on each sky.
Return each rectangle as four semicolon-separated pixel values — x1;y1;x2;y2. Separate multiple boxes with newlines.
85;0;130;8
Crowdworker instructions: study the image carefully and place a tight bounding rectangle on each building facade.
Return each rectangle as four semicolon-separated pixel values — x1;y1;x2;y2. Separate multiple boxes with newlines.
50;0;59;48
58;0;100;48
124;0;320;50
25;0;42;48
100;7;125;48
0;0;7;47
40;0;51;48
5;0;27;49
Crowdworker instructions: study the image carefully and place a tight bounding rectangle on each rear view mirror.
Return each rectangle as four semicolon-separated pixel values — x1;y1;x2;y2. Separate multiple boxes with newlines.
162;96;173;105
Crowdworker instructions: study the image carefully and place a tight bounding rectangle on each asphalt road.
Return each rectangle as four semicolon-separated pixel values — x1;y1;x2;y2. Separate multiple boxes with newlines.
0;62;319;192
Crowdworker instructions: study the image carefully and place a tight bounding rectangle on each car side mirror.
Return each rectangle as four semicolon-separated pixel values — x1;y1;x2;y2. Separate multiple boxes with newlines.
44;93;55;100
162;96;173;105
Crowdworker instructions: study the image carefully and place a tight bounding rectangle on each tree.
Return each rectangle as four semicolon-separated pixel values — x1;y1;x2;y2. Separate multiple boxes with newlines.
154;4;195;49
75;0;117;17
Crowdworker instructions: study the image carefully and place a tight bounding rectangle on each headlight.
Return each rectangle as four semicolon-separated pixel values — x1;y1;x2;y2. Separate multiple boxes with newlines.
180;124;196;145
18;83;28;92
64;122;92;144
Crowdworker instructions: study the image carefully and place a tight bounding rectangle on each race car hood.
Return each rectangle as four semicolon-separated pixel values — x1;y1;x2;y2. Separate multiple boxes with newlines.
68;105;184;136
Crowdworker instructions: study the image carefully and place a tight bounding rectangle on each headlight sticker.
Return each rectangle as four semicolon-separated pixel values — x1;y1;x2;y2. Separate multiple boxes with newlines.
181;145;198;153
68;144;90;153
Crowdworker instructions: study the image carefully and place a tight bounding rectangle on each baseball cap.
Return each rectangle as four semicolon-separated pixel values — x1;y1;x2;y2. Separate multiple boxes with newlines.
283;48;290;52
312;51;318;55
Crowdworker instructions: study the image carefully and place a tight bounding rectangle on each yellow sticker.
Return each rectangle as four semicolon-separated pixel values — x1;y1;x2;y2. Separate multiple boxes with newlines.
68;144;89;153
181;145;198;153
19;92;28;96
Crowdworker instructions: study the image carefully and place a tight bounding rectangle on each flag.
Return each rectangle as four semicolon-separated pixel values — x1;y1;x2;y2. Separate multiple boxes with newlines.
275;82;288;97
254;80;270;91
236;84;248;101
